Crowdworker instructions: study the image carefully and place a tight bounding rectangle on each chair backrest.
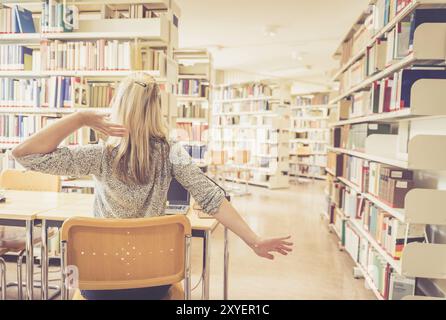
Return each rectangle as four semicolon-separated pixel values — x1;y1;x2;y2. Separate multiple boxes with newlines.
0;169;60;192
60;215;192;291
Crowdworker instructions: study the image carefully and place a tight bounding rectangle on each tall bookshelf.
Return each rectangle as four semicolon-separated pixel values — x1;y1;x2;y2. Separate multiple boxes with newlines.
210;81;290;189
0;0;180;172
173;49;212;165
289;92;331;181
325;0;446;300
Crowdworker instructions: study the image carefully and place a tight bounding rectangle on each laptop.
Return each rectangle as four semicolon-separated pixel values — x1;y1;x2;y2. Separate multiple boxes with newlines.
165;178;190;215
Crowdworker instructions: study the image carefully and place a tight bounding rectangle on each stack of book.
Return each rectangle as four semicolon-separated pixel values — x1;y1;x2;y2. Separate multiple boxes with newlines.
41;40;166;72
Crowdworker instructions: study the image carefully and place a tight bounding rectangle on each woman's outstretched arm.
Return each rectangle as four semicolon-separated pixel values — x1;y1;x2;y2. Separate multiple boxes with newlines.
214;199;293;260
12;111;126;158
171;144;293;260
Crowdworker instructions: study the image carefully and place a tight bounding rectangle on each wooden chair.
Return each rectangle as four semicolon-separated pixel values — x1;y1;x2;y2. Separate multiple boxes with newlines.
60;215;192;300
0;248;7;300
0;169;60;192
0;169;60;299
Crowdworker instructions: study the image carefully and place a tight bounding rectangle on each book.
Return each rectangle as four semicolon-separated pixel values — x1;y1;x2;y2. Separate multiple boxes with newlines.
14;5;36;33
388;273;416;300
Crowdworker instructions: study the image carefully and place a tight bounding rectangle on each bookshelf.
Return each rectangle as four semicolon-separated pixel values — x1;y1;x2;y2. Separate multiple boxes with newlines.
325;0;446;300
173;49;212;165
289;92;332;181
0;0;180;167
210;82;290;189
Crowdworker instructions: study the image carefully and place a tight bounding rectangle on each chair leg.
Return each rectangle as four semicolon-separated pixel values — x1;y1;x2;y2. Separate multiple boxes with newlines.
0;257;6;300
17;249;25;300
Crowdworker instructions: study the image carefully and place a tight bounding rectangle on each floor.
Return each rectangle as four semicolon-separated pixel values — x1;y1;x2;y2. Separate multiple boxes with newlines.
1;180;375;300
188;180;375;300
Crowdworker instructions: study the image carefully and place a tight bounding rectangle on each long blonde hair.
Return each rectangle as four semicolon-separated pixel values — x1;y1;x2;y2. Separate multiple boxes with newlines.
107;73;168;185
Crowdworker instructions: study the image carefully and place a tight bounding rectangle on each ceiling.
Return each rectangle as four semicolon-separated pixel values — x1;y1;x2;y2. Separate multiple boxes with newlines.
176;0;369;87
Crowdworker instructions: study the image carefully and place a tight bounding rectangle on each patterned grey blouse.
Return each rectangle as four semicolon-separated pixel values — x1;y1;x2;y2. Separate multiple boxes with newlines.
14;140;225;218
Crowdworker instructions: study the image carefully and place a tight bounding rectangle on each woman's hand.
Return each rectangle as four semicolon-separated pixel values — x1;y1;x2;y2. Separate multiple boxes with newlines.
250;236;293;260
78;111;127;137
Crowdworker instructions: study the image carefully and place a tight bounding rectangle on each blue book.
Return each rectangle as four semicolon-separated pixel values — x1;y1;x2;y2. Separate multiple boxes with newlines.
400;69;446;108
14;5;36;33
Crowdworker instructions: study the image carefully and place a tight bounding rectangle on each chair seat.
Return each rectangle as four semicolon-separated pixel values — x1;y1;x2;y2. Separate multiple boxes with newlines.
0;226;57;252
72;282;184;300
0;248;9;256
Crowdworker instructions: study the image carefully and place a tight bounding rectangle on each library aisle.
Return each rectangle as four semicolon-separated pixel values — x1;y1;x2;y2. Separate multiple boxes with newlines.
1;0;446;303
191;182;374;300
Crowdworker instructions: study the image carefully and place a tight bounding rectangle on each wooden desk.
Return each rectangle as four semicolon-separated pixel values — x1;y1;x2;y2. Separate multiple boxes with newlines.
0;190;76;300
28;192;225;300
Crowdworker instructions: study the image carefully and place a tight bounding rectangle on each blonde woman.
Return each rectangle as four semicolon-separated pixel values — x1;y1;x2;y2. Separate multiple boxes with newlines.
12;74;293;300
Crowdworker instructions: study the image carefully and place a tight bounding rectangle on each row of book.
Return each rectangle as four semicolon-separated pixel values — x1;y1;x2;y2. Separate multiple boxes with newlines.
177;79;209;97
339;3;428;68
175;122;208;143
339;9;446;92
103;4;164;19
212;115;283;128
335;153;415;209
292;130;329;142
358;198;425;259
346;224;416;300
0;5;36;33
0;45;38;71
215;83;273;100
210;127;283;143
292;107;327;118
182;144;207;161
332;173;418;256
347;69;446;120
0;114;94;145
0;77;115;109
290;143;326;154
290;164;325;177
89;81;116;108
339;21;410;94
177;102;207;119
40;40;166;71
291;119;327;129
213;100;273;114
294;93;329;106
290;154;327;166
41;1;76;33
334;123;392;152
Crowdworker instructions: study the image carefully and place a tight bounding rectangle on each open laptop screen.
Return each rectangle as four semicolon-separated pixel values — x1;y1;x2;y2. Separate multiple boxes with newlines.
167;178;190;205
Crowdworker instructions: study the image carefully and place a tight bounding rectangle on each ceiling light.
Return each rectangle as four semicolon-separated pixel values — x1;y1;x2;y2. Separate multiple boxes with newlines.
291;52;303;61
264;25;278;37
